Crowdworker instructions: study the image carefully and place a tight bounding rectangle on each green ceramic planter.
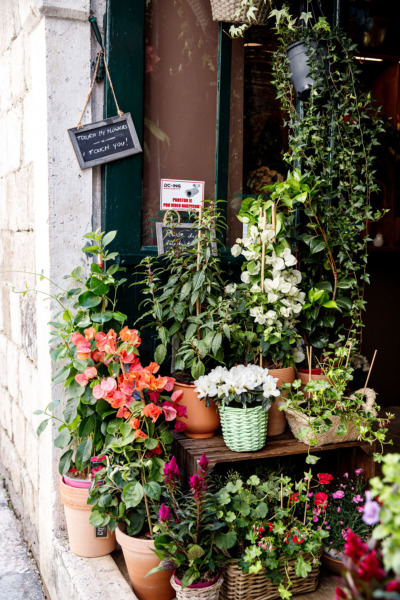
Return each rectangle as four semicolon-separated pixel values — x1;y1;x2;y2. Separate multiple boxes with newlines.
219;405;268;452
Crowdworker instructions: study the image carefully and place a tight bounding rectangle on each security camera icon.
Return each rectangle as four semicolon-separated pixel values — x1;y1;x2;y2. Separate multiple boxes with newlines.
185;184;200;198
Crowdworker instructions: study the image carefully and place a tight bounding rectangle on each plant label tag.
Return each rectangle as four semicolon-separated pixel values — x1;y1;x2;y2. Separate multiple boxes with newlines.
160;179;204;211
95;526;108;538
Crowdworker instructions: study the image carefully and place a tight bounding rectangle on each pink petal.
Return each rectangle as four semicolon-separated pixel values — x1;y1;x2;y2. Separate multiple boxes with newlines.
163;406;177;422
171;390;183;403
174;420;187;432
84;367;97;379
92;384;104;399
75;373;89;387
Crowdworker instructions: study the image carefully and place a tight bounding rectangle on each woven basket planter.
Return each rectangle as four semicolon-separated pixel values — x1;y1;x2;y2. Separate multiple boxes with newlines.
210;0;270;24
219;404;268;452
221;550;322;600
170;575;223;599
284;388;376;447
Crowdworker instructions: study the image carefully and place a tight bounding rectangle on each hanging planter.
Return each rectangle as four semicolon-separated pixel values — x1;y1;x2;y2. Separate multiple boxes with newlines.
209;0;270;24
287;41;328;100
219;404;268;452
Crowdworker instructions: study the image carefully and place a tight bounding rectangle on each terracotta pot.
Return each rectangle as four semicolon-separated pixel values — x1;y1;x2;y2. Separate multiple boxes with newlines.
298;368;328;398
175;381;220;439
59;477;116;557
116;525;174;600
322;550;344;575
267;367;295;436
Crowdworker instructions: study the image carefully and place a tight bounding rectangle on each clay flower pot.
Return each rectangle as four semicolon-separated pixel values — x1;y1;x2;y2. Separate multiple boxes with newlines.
267;367;295;436
175;381;220;439
59;477;116;557
116;525;174;600
322;549;344;575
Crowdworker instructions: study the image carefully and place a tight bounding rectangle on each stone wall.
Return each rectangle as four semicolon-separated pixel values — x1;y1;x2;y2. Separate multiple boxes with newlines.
0;1;105;597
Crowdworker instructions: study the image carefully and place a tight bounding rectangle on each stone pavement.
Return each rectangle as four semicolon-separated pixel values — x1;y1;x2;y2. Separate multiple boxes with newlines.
0;480;46;600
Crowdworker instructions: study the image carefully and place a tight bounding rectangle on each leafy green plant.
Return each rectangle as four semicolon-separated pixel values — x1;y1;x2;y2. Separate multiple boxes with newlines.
26;231;133;476
137;202;231;379
148;454;225;587
269;6;386;352
369;453;400;576
215;471;329;599
280;343;393;463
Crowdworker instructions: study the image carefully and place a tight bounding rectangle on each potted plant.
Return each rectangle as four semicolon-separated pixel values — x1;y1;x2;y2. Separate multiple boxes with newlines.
137;202;231;439
210;0;271;26
194;364;279;452
88;369;183;600
33;230;136;557
228;172;309;435
215;471;329;600
148;454;224;599
312;470;371;574
279;343;393;465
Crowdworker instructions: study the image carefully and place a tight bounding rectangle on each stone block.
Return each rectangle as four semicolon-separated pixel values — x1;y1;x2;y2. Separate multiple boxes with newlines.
18;352;35;423
21;293;37;362
0;432;22;495
11;403;26;460
0;334;8;388
9;292;22;347
1;287;11;340
0;50;12;113
25;427;40;491
0;177;8;231
0;385;13;436
6;339;19;399
4;107;22;174
10;34;26;103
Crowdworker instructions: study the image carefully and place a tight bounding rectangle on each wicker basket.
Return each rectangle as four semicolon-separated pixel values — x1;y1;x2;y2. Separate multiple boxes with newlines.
219;404;268;452
221;550;322;600
170;575;224;599
209;0;270;24
284;388;376;447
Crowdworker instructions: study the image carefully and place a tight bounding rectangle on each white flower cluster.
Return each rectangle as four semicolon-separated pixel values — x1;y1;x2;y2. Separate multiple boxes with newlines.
230;221;306;332
194;364;280;401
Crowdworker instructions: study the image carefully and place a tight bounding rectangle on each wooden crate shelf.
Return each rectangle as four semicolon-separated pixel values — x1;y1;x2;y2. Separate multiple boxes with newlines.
173;430;376;481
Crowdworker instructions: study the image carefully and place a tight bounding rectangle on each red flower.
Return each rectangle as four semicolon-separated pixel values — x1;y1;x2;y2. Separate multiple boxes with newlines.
334;586;347;599
289;493;299;505
174;420;187;432
317;473;333;485
357;550;385;583
344;530;368;563
143;402;162;423
386;580;400;593
314;492;329;508
292;535;304;544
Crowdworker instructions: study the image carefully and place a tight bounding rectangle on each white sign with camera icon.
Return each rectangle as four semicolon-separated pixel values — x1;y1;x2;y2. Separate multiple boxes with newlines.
160;179;204;211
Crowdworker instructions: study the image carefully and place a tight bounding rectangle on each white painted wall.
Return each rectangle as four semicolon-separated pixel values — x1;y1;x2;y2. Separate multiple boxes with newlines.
0;0;107;596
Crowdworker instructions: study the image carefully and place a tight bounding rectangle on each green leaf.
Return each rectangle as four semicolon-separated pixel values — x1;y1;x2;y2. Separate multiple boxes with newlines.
191;360;205;380
215;531;237;550
212;332;222;355
52;366;70;384
75;438;93;470
144;438;160;450
36;419;49;436
187;544;205;560
192;270;206;292
78;415;96;437
54;428;71;449
180;281;192;300
337;278;355;289
59;449;73;475
103;230;117;246
305;454;320;465
295;555;312;578
89;278;110;295
336;297;352;311
91;311;114;324
123;482;144;509
154;344;167;365
143;481;162;500
64;397;79;424
310;237;326;254
78;291;102;309
322;300;338;309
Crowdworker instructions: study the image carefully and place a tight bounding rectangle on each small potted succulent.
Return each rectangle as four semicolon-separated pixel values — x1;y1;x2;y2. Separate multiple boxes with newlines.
88;368;183;600
215;471;329;600
194;364;279;452
148;454;224;599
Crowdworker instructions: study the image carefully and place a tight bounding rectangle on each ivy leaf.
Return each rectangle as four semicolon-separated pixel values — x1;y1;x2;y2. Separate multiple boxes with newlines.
305;454;320;465
295;555;312;578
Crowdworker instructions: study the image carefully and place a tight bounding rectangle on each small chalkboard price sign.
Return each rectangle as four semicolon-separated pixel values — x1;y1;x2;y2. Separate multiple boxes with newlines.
156;222;216;255
68;113;141;170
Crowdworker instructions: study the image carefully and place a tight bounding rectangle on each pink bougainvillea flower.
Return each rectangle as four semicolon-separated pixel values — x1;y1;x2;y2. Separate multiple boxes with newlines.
84;327;96;340
110;391;129;408
119;326;141;346
77;341;91;354
84;366;97;379
95;329;117;354
162;403;177;422
174;420;187;432
70;332;86;345
129;358;143;372
149;391;160;404
357;506;364;513
101;377;117;394
117;406;131;419
143;403;163;423
119;382;134;397
171;390;183;403
147;361;160;374
176;404;187;419
92;384;104;399
163;377;175;392
75;373;89;387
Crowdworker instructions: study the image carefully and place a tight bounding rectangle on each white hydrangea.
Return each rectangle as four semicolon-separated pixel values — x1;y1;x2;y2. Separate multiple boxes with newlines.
241;271;251;284
194;364;280;400
231;244;242;257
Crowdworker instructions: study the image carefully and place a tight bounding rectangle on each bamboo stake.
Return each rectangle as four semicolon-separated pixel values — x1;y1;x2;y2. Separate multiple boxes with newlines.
260;210;267;368
363;349;377;397
345;340;353;369
271;204;276;243
196;206;202;341
280;474;283;509
303;478;311;525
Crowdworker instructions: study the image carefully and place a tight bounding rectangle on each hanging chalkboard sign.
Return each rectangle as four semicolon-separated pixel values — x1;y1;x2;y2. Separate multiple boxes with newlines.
68;113;141;170
156;222;216;255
